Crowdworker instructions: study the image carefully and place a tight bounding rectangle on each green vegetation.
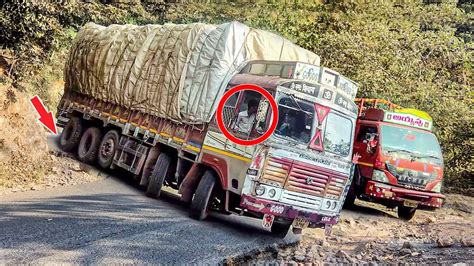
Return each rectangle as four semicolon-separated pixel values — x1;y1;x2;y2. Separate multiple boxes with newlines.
0;0;472;193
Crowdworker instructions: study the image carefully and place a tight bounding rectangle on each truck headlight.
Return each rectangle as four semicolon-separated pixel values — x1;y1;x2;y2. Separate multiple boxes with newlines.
268;188;276;198
372;170;389;183
432;181;442;193
255;184;266;196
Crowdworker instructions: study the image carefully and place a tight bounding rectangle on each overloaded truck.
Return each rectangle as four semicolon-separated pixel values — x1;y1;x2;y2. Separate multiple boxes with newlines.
56;21;359;236
346;99;444;220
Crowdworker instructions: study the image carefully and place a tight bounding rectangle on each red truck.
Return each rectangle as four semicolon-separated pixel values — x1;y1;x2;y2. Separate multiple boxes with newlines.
345;99;445;220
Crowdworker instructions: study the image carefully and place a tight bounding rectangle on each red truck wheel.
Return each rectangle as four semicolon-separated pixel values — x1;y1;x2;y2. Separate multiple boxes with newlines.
59;117;83;152
190;171;216;220
398;206;416;221
145;152;171;198
77;127;103;164
98;130;119;169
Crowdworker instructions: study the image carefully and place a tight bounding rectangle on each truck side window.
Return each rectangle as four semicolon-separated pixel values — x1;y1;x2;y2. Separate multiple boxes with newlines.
231;91;263;139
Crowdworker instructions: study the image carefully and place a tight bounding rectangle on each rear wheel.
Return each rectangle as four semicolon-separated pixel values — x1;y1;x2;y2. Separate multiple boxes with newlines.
145;152;171;198
59;117;83;152
271;221;292;238
97;130;119;169
190;171;216;220
398;205;416;221
77;127;102;164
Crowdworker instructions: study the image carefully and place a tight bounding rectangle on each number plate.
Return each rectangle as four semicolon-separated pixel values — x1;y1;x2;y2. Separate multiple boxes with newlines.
292;216;309;229
403;199;419;208
262;214;274;228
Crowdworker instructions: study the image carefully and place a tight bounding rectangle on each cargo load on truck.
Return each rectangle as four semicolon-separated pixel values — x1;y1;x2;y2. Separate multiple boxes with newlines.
64;21;320;125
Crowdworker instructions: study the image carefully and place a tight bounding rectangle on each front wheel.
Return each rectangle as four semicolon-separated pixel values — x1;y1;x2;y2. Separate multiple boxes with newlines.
398;205;416;221
190;171;217;220
271;221;292;238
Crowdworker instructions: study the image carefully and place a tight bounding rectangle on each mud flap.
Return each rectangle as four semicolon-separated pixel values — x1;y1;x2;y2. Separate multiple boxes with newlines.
324;224;333;236
262;214;274;228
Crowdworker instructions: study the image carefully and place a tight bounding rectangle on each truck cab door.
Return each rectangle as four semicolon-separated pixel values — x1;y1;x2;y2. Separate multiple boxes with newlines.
354;124;379;182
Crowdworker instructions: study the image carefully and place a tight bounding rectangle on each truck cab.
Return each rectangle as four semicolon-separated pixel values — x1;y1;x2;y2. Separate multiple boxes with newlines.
348;99;445;220
201;61;359;235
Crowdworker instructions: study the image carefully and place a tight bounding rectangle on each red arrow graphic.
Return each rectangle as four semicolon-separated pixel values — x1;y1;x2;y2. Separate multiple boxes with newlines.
30;95;58;135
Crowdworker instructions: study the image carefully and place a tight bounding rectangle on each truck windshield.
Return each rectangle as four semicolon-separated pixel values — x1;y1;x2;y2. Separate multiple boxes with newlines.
274;94;314;144
323;112;353;157
380;124;443;165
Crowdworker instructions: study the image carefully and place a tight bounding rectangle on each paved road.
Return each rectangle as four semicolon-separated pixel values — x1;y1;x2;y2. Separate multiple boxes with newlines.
0;175;298;264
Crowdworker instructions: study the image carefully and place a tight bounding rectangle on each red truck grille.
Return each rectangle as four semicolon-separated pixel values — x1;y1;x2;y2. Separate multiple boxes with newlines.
261;157;291;185
286;161;346;198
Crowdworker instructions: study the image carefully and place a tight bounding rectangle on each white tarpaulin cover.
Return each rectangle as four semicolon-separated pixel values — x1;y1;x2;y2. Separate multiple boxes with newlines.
64;21;320;124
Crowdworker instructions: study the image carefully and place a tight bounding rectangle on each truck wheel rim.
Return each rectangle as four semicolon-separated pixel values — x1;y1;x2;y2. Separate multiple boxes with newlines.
101;139;114;158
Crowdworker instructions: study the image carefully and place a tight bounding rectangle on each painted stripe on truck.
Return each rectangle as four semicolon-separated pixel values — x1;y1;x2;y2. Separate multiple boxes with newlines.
202;145;251;163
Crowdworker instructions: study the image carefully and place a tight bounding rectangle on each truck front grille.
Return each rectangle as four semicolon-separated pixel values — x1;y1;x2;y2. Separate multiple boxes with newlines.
280;190;322;211
386;163;433;190
261;157;291;185
260;156;348;201
286;162;345;198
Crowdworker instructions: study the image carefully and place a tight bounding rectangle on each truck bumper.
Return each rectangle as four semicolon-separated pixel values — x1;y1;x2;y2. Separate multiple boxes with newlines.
239;194;339;225
364;180;444;209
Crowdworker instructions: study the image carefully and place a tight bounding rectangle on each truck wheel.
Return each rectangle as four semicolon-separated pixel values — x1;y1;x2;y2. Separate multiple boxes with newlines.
145;152;171;198
59;117;83;152
97;130;119;169
77;127;103;164
343;192;356;209
190;171;216;220
271;221;292;238
398;206;416;221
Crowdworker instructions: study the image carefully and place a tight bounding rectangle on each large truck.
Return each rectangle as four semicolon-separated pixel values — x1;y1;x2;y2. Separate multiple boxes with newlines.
56;21;359;236
346;99;445;220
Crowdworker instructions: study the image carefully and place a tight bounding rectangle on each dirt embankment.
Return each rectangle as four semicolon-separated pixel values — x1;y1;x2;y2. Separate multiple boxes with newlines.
0;86;104;195
238;195;474;264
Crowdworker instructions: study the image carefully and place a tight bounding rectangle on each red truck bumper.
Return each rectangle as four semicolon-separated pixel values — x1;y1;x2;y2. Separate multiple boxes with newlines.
239;194;339;225
365;180;444;208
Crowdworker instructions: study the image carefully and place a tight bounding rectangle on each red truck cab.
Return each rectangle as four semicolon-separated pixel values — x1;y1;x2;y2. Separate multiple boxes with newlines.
346;99;445;220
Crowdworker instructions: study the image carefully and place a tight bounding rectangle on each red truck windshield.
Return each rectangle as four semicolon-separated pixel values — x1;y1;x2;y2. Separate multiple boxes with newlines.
380;124;443;165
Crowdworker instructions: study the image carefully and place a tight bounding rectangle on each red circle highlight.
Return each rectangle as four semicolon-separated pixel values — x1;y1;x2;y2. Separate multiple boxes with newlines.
216;84;278;146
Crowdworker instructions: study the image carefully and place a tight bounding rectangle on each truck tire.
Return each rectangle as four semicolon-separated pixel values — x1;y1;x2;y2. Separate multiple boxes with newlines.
59;117;83;152
98;130;119;169
77;127;103;164
398;206;416;221
271;221;292;238
343;192;356;209
190;170;216;220
145;152;171;198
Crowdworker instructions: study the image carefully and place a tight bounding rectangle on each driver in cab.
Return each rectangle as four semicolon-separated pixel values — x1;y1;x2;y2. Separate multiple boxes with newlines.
233;99;259;135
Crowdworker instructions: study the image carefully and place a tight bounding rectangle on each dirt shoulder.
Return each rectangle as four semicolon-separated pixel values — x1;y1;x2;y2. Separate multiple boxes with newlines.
241;195;473;264
0;86;105;195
